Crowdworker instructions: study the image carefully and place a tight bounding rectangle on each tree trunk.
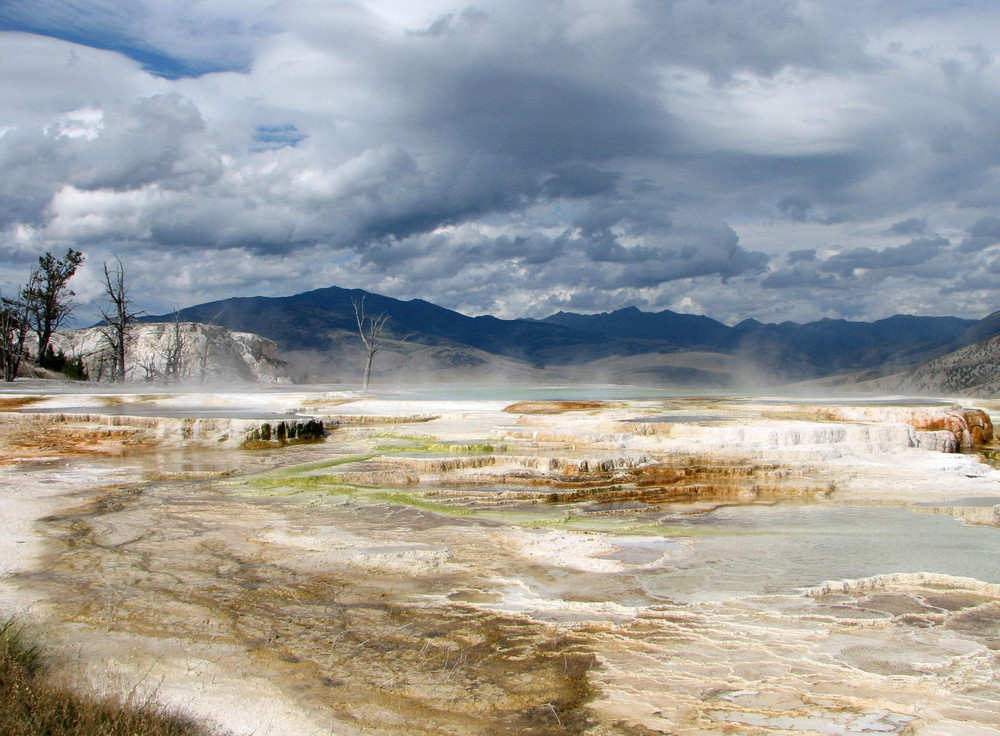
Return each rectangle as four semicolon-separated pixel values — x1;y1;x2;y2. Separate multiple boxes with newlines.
362;352;374;392
1;297;29;382
353;296;389;392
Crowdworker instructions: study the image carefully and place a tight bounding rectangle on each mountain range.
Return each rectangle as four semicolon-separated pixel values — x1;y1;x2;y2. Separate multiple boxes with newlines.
148;285;1000;390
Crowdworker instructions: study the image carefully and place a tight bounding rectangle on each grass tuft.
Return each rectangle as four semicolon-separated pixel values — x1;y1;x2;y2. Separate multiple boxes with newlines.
0;618;221;736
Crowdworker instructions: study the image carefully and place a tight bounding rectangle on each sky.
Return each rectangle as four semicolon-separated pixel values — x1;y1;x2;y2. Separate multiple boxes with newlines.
2;0;1000;326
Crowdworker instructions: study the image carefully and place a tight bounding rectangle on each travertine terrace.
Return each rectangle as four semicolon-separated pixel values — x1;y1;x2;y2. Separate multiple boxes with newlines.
2;387;1000;735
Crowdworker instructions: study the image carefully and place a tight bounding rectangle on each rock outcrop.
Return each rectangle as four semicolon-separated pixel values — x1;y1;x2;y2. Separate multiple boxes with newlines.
819;405;993;450
48;323;289;384
1;411;324;449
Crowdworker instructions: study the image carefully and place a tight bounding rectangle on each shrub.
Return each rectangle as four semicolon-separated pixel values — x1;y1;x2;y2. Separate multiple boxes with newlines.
38;346;89;381
0;619;220;736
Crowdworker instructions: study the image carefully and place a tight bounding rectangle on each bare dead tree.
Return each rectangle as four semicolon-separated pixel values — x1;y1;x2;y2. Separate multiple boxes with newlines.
161;312;187;382
97;256;142;382
0;290;30;381
139;356;161;382
352;296;389;392
197;337;213;383
93;350;112;382
188;309;225;383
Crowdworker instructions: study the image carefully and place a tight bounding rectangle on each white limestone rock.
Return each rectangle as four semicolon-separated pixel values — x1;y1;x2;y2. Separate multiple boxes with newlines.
48;322;289;384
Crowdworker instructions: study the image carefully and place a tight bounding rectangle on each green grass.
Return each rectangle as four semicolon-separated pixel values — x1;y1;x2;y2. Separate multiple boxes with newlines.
0;619;221;736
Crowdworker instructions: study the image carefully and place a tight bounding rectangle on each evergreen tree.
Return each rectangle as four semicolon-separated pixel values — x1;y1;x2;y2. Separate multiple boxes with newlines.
25;249;84;360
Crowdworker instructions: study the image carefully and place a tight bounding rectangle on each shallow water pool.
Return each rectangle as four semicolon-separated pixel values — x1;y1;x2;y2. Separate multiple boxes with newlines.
645;504;1000;603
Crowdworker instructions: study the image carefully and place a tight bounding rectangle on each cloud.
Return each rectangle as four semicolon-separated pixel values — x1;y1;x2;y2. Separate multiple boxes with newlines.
888;218;927;236
3;1;1000;325
0;0;275;77
761;267;840;291
960;216;1000;253
786;249;816;264
820;237;949;278
778;195;812;222
432;67;668;165
251;124;307;152
540;163;621;199
760;236;956;308
350;215;770;319
408;7;490;39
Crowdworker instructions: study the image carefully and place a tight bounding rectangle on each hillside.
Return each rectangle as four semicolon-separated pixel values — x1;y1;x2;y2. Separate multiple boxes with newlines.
542;307;737;349
859;334;1000;398
154;286;596;364
730;314;976;379
538;309;978;384
148;286;991;387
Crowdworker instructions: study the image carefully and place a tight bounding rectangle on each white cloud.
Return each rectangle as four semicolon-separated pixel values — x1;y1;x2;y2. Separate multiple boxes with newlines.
3;2;1000;324
661;66;880;155
44;186;158;242
0;33;165;127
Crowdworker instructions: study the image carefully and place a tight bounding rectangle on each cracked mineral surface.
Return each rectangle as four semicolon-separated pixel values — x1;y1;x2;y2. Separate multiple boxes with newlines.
2;387;1000;735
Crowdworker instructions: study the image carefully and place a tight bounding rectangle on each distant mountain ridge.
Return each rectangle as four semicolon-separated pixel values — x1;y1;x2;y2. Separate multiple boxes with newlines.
542;306;737;349
540;309;974;374
151;286;592;365
148;285;994;386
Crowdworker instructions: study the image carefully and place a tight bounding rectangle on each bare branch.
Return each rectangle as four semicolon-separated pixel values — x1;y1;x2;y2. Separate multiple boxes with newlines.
0;288;30;381
97;256;143;382
352;296;390;391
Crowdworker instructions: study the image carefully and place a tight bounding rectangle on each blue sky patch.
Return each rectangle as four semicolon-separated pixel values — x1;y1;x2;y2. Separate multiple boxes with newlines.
0;0;252;78
252;125;308;152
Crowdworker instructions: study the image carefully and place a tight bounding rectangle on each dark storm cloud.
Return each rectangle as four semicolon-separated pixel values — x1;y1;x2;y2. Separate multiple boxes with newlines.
584;231;656;265
0;94;217;197
778;196;812;222
820;237;949;278
690;150;875;219
762;267;840;290
619;243;767;288
352;216;768;318
540;163;621;200
434;68;668;165
633;0;880;80
572;196;675;238
786;249;817;265
336;151;542;245
763;236;955;296
0;130;64;229
3;1;1000;321
959;216;1000;253
888;218;927;236
408;6;489;38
